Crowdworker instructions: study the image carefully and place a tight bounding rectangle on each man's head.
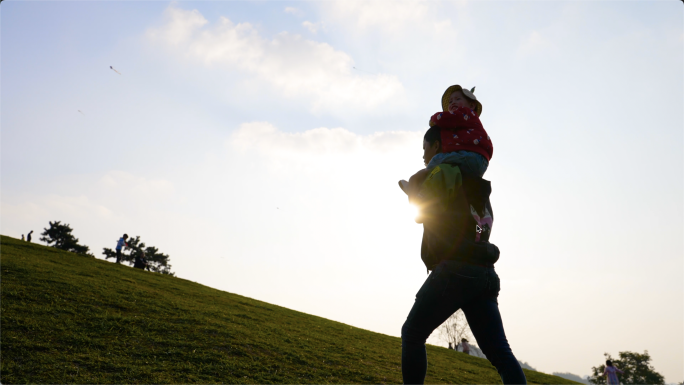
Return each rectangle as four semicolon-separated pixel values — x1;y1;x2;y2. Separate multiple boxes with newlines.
123;234;128;239
423;125;441;167
447;90;477;114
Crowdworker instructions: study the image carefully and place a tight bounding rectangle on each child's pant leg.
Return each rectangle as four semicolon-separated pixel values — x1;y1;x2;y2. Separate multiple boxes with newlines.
427;151;489;177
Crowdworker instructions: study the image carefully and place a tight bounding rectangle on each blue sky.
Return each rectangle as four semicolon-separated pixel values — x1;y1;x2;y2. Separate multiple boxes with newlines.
2;1;682;382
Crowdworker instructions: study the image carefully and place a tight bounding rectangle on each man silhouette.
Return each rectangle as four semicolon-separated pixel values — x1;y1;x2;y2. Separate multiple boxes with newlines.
26;230;33;243
400;126;526;384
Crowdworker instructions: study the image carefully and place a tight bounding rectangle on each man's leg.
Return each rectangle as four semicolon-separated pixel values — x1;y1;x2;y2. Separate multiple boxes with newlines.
116;249;121;264
462;268;527;384
401;262;486;384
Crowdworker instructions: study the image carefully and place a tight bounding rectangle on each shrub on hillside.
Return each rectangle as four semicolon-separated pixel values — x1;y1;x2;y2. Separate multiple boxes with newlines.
39;221;94;257
103;235;174;276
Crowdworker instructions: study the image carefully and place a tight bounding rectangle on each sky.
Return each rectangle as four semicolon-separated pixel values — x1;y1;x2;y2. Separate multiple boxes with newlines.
1;0;682;382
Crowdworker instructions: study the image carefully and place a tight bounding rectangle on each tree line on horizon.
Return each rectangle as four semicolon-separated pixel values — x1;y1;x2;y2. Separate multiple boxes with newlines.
34;221;174;276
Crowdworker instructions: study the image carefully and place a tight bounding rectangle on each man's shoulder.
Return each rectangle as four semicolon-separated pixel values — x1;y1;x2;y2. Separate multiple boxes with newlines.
426;163;463;186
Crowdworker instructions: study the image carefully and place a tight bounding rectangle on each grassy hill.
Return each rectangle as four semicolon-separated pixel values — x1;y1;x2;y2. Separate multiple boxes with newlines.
1;235;578;384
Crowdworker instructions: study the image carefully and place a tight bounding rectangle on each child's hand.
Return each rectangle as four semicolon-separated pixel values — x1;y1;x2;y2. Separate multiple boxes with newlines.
408;168;431;202
398;180;410;195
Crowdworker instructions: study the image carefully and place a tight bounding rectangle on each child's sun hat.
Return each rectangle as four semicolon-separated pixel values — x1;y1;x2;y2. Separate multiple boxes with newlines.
441;85;483;117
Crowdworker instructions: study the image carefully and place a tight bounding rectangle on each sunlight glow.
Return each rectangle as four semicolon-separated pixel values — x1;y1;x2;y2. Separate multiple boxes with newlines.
406;203;419;221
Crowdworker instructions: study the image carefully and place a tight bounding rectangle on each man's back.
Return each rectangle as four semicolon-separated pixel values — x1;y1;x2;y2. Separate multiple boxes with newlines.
415;164;497;270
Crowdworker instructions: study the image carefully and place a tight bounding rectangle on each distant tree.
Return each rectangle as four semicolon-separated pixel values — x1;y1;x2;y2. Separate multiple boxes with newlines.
437;310;473;349
40;221;93;257
103;235;174;276
589;351;664;385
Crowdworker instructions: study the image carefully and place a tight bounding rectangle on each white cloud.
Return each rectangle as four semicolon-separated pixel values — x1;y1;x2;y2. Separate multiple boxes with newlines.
311;1;471;86
284;6;304;18
323;1;430;32
147;5;406;114
230;121;420;156
146;7;208;46
226;121;422;179
317;1;468;37
302;21;324;34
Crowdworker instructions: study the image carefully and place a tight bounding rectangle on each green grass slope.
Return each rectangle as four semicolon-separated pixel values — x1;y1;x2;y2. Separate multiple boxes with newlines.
1;235;578;384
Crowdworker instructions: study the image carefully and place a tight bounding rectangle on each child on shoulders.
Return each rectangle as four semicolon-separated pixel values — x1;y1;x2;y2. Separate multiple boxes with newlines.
428;85;492;178
400;84;493;196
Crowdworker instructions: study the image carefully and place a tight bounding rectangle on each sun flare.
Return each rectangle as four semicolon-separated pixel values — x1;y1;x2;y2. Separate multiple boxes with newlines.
407;203;419;221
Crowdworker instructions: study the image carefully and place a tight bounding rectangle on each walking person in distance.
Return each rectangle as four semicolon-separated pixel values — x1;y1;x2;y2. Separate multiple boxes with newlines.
604;360;624;385
461;338;471;355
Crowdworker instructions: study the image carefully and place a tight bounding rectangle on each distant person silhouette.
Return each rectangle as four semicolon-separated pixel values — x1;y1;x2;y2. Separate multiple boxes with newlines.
115;234;128;264
134;250;148;270
21;234;25;241
26;230;33;243
604;360;623;385
461;338;471;355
